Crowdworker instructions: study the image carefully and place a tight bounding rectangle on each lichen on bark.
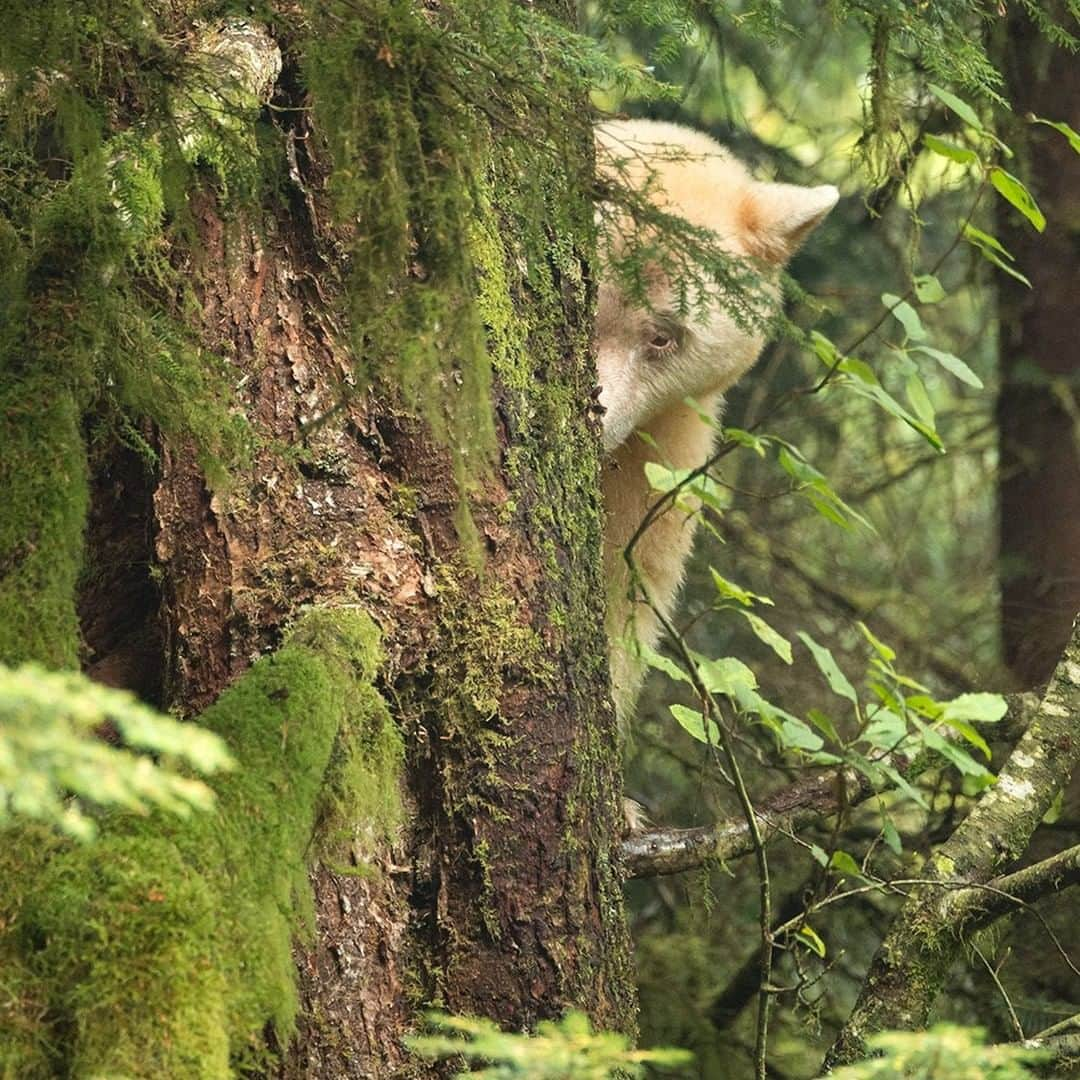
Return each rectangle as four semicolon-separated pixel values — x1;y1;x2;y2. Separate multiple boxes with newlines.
826;619;1080;1068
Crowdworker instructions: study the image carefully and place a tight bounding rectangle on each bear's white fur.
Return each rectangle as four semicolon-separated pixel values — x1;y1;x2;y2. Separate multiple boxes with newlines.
596;119;837;732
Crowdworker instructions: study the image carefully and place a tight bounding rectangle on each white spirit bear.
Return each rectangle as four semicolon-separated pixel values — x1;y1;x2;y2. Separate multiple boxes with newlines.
596;119;837;748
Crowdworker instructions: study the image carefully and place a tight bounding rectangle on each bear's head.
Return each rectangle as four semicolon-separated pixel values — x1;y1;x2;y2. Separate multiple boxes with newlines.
595;119;837;452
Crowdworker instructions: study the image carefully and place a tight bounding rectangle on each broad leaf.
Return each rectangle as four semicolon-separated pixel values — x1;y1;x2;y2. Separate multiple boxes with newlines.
905;373;936;428
881;293;927;342
740;610;792;663
941;692;1008;724
941;717;992;760
830;850;864;879
710;569;771;608
862;710;908;751
858;621;897;663
913;273;946;303
923;134;978;165
779;718;824;752
722;426;768;456
807;708;841;745
1031;115;1080;155
882;819;903;855
670;703;720;745
927;83;984;131
796;925;827;958
798;631;858;705
845;380;945;452
638;640;692;685
910;344;983;389
990;167;1046;232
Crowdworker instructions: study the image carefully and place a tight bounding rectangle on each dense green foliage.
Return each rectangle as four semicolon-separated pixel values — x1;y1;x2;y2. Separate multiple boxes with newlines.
0;663;232;838
829;1025;1049;1079
409;1010;692;1078
603;3;1080;1076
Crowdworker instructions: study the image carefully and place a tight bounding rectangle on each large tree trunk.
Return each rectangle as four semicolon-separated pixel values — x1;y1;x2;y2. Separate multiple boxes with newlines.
0;4;634;1075
996;3;1080;689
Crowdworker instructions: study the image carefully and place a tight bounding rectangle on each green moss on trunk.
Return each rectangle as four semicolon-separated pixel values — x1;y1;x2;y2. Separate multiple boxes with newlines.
0;608;401;1078
0;382;88;669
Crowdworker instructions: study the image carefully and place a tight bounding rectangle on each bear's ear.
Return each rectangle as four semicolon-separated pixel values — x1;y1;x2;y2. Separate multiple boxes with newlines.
737;181;838;264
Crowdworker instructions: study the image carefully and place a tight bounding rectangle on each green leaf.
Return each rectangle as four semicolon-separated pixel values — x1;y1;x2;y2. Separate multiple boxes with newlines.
779;718;824;752
638;640;692;685
669;703;720;745
941;717;992;760
722;426;768;456
927;83;984;132
905;373;936;428
965;233;1032;287
910;344;984;389
916;720;991;777
1031;115;1080;155
990;167;1046;232
881;293;927;342
882;819;903;855
863;710;909;751
796;925;827;958
923;133;979;165
710;569;771;608
941;692;1008;724
858;622;896;664
807;708;841;745
696;655;757;696
878;761;930;809
643;462;730;514
740;610;793;663
906;694;942;720
963;223;1012;257
776;443;877;530
838;355;880;385
845;380;945;452
810;330;841;365
797;631;859;705
913;274;946;303
812;333;878;385
830;850;864;879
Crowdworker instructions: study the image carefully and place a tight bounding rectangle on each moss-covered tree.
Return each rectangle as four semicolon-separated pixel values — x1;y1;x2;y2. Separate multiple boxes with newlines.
0;2;635;1074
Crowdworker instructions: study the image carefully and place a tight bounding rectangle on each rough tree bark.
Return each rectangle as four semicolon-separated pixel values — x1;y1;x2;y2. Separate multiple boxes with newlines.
996;2;1080;689
0;3;634;1076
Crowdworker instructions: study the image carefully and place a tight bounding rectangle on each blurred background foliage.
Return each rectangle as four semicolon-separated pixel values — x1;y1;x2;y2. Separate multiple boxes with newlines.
585;1;1080;1075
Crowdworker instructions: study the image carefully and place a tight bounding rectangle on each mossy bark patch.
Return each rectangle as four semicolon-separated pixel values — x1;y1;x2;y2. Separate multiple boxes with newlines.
0;383;88;670
0;608;401;1077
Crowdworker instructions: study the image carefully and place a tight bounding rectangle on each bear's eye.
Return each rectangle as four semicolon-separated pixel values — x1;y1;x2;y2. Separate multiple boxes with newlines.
647;331;677;355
